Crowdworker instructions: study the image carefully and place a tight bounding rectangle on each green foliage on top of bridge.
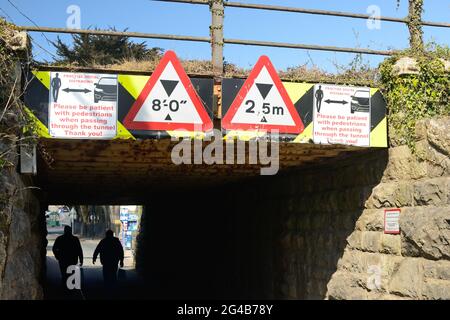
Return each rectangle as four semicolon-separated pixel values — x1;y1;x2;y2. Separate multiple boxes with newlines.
0;18;35;170
380;43;450;151
52;27;164;66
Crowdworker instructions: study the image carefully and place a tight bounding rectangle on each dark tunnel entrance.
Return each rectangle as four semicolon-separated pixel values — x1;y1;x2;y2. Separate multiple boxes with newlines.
43;205;145;300
34;139;386;300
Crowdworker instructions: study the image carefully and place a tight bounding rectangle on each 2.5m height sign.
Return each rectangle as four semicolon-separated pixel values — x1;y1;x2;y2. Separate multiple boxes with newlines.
222;55;304;134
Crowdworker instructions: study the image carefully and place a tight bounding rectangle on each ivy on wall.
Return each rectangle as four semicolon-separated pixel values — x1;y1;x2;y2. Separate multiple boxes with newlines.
380;44;450;150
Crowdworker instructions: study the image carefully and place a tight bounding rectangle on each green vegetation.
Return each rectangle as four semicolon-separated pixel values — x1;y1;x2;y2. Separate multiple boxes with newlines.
52;27;164;66
379;43;450;150
0;18;35;170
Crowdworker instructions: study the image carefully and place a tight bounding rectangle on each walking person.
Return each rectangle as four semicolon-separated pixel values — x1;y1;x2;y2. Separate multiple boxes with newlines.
52;225;83;288
93;230;124;290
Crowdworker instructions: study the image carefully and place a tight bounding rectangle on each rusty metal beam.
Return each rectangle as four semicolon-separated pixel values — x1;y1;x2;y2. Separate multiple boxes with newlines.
21;26;393;56
224;38;393;56
152;0;450;28
19;26;212;43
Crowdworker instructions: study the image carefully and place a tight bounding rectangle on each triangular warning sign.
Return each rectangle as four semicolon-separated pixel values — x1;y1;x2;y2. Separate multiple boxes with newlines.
123;50;213;131
222;55;304;134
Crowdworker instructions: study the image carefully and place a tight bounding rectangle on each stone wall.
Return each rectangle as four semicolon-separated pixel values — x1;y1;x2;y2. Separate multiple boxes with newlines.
136;117;449;300
135;148;386;299
0;21;45;299
0;141;46;299
327;117;450;300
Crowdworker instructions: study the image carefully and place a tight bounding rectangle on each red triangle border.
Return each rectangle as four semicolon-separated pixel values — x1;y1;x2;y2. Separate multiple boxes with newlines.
122;50;213;132
222;55;304;134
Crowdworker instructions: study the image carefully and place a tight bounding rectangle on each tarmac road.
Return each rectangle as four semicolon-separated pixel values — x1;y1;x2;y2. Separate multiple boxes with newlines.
44;228;149;300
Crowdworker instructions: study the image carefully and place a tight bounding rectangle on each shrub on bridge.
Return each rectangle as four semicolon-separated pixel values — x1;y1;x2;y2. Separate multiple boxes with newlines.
380;43;450;151
0;18;35;169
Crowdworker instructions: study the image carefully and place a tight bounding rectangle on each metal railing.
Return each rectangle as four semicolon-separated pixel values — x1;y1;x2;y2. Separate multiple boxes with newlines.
18;0;450;77
162;0;450;28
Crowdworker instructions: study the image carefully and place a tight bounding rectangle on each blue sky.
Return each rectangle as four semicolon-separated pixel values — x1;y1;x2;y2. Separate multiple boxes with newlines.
1;0;449;72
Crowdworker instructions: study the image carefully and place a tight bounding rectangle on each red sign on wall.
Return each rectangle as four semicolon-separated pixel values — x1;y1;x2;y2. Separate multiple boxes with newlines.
384;209;400;234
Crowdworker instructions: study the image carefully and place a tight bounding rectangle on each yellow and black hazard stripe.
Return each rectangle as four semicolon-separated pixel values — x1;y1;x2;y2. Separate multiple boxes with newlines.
117;74;214;139
283;82;315;143
25;70;135;140
24;71;51;138
221;79;315;142
369;88;387;148
24;71;214;140
287;84;387;147
221;79;387;147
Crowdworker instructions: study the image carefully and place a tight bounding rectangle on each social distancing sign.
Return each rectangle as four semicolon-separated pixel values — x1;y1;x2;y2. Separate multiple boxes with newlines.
313;84;371;147
48;72;118;139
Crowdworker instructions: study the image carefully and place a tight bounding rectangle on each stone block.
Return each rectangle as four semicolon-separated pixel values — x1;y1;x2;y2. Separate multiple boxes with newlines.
401;206;450;260
389;258;424;299
426;117;450;156
361;231;382;253
413;177;449;206
365;182;414;209
383;145;427;181
8;208;31;252
355;209;384;232
422;279;450;300
392;57;419;76
0;248;43;299
415;140;450;178
346;231;362;250
423;260;450;281
380;234;402;255
326;271;369;300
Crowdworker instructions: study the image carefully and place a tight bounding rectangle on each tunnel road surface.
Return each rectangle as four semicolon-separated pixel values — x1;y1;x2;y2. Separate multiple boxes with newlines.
45;230;150;300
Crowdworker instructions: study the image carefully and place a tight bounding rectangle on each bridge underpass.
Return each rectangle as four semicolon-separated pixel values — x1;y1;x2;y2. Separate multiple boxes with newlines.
2;0;449;301
34;136;384;299
37;138;366;203
19;51;389;299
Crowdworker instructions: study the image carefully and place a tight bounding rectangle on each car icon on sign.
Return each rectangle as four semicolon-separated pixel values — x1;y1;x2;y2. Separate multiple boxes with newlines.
350;90;370;113
94;77;117;103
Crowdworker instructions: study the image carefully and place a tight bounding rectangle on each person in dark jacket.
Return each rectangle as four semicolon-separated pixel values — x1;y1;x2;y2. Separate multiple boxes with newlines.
93;229;124;287
52;225;83;286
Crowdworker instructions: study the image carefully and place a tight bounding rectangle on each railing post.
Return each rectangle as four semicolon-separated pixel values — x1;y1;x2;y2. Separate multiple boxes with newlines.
210;0;224;122
407;0;424;52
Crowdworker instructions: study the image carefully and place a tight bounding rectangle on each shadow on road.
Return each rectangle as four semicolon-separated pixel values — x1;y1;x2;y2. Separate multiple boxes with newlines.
44;257;149;300
45;228;149;300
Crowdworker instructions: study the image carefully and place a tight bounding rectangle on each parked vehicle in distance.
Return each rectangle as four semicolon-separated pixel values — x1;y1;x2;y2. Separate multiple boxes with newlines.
94;77;117;103
350;90;370;113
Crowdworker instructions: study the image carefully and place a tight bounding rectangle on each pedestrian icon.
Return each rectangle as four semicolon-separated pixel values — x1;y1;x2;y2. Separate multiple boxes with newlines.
315;85;324;113
51;73;62;103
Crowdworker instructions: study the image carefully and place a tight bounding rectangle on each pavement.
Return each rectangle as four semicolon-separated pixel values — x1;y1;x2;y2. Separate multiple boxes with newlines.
45;227;147;300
